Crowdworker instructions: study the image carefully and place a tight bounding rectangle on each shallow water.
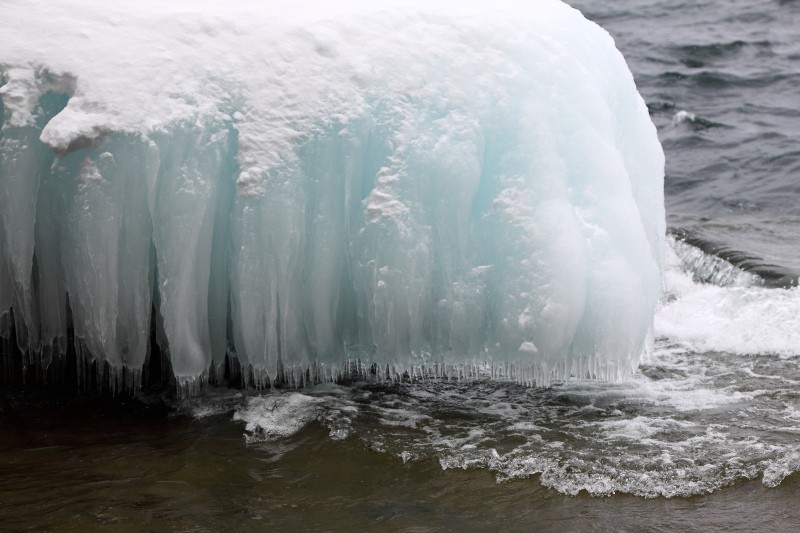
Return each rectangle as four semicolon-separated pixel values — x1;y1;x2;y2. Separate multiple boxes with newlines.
2;378;800;532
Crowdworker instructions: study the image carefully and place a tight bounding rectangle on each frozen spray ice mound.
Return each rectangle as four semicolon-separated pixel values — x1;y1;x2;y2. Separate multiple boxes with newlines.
0;0;664;384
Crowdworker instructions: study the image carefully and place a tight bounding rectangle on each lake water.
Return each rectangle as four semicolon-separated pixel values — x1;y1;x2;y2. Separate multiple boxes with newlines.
2;0;800;530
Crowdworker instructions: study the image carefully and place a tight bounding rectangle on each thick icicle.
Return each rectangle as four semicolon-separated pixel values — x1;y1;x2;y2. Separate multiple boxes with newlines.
150;121;235;380
59;135;154;370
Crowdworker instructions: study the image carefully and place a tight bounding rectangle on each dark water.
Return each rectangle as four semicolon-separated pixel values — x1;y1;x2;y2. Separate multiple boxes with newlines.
2;392;800;532
573;0;800;281
3;0;800;531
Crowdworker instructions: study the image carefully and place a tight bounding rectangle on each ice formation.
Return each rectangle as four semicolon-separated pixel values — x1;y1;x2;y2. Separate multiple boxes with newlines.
0;0;664;389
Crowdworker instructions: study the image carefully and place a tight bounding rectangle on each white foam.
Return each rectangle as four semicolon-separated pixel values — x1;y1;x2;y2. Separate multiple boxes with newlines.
762;451;800;487
233;389;362;442
221;350;800;497
672;110;697;125
233;393;325;442
594;416;695;442
656;239;800;357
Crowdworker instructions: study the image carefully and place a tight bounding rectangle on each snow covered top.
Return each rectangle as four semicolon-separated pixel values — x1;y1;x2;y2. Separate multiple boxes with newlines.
1;0;624;195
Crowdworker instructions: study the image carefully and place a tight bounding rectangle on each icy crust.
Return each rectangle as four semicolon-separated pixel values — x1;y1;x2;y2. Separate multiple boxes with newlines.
0;0;664;382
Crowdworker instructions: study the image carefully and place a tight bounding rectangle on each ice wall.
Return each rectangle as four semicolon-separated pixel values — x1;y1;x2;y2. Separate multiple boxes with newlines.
0;0;664;387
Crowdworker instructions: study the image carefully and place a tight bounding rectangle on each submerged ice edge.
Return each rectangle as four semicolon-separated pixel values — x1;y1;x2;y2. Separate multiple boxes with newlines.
0;0;664;386
186;357;644;393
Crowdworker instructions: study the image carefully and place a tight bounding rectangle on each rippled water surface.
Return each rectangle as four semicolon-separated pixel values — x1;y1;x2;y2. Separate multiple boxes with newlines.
573;0;800;278
3;358;800;532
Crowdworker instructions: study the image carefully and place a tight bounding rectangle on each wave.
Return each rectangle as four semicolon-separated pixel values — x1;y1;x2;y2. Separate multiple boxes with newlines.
669;228;798;288
669;39;773;69
656;235;800;357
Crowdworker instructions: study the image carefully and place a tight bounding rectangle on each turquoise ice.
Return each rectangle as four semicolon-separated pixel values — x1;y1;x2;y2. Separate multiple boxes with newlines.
0;0;664;385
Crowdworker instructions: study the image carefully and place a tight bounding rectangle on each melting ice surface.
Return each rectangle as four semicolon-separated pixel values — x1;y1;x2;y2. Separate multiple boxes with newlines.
0;0;664;384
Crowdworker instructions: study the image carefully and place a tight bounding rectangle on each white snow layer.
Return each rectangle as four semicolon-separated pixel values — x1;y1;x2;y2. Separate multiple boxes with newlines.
0;0;664;382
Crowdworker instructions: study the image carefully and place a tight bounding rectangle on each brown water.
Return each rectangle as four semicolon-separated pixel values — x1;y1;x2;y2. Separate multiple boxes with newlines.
3;0;800;529
2;393;799;533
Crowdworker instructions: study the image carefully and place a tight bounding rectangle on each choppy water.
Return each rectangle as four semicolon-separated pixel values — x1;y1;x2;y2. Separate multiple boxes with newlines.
574;0;800;280
2;0;800;530
4;398;800;532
